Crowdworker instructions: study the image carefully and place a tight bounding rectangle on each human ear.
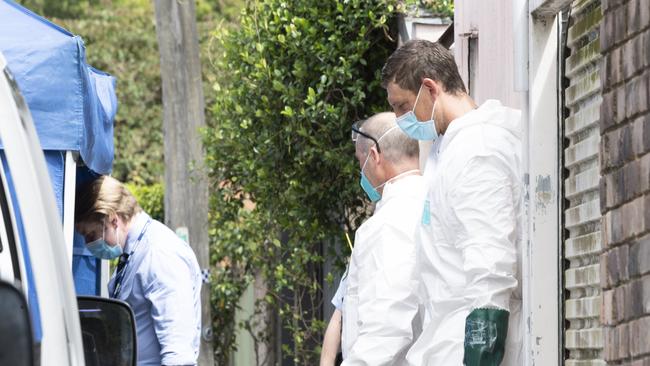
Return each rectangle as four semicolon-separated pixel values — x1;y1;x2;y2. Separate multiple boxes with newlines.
370;146;381;165
421;78;441;99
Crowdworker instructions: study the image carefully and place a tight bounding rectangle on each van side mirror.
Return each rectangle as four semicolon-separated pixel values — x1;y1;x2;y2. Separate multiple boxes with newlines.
77;296;137;366
0;281;34;366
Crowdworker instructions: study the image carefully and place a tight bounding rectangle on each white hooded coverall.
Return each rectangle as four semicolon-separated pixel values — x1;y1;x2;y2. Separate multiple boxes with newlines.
341;174;426;366
407;100;523;366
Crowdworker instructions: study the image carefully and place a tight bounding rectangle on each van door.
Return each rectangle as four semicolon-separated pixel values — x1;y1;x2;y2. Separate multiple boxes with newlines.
0;52;85;366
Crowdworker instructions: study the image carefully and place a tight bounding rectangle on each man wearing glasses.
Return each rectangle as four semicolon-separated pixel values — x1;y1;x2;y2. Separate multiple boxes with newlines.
329;112;425;365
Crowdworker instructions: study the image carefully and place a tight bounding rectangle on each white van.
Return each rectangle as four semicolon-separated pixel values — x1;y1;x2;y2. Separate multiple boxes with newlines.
0;52;137;366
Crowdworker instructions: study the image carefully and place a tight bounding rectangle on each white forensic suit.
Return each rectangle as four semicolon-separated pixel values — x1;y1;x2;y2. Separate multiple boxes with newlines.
341;174;426;366
407;100;523;366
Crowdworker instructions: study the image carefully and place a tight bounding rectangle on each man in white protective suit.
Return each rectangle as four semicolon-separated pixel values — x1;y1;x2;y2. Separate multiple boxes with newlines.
382;39;523;366
339;112;425;366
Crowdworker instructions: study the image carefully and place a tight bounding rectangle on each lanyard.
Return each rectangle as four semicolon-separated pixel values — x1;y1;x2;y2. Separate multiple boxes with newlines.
111;219;152;298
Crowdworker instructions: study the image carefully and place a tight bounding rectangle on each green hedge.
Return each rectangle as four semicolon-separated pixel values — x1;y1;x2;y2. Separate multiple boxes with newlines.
126;183;164;222
204;0;405;363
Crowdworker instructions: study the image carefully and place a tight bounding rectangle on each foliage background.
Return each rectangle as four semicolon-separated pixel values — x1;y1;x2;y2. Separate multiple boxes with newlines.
19;0;242;185
204;0;410;363
126;183;165;221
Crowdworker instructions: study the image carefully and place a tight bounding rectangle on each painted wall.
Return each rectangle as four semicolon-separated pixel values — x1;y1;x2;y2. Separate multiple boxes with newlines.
453;0;526;109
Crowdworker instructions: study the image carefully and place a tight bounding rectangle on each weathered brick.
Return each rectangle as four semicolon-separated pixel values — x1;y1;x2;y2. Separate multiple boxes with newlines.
616;165;626;197
631;356;650;366
603;128;621;170
623;37;639;80
642;115;650;157
644;32;650;69
620;244;630;282
600;286;616;325
633;117;646;156
601;174;609;212
602;90;617;132
621;124;634;162
606;247;622;286
641;4;650;35
622;196;645;239
604;326;617;361
631;232;650;277
646;194;650;234
626;279;644;319
615;284;627;323
602;10;616;53
610;204;625;244
613;46;623;87
604;211;613;248
602;51;613;90
618;84;628;124
627;75;648;117
607;246;630;288
603;0;623;11
635;276;650;314
640;152;650;192
610;168;624;208
624;160;642;201
618;322;630;359
603;249;613;289
628;0;641;36
615;5;628;45
630;315;650;356
644;70;650;108
603;287;616;324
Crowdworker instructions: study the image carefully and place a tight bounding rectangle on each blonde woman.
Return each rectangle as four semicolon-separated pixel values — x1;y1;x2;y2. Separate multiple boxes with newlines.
75;176;201;366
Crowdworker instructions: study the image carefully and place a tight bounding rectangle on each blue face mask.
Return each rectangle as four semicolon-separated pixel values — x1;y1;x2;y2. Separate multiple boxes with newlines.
396;84;439;141
86;222;122;260
358;126;399;202
360;156;382;202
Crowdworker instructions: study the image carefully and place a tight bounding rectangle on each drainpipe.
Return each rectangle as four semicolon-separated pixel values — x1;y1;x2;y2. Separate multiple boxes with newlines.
513;0;529;92
513;1;531;366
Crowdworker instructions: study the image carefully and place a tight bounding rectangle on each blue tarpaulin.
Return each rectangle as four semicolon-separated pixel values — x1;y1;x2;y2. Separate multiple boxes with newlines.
0;0;117;301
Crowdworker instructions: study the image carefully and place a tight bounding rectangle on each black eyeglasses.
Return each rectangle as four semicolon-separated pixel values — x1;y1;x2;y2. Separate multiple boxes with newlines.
351;121;381;154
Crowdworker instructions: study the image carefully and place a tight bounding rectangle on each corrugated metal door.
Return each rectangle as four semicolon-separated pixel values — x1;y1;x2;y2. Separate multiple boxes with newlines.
562;0;605;364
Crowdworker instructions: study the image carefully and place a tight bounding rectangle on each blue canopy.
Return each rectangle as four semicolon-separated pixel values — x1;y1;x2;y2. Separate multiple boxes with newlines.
0;0;117;297
0;0;117;174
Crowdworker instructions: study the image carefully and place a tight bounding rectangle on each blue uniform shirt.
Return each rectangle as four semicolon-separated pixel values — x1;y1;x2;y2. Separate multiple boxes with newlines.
108;212;202;366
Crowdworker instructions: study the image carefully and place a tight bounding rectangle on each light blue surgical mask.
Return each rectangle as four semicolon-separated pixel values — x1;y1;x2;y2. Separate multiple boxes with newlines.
86;222;122;260
396;84;439;141
360;156;383;202
359;125;399;202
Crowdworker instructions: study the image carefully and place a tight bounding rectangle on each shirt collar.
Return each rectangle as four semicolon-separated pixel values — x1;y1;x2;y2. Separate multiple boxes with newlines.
124;211;150;253
375;174;421;212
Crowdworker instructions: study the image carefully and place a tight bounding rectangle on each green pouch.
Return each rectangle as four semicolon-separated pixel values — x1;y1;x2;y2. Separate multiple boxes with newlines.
463;308;509;366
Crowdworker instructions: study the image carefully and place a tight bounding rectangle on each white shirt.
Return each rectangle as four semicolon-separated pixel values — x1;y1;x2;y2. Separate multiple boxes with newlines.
341;174;426;366
331;269;348;310
407;100;523;366
108;212;202;366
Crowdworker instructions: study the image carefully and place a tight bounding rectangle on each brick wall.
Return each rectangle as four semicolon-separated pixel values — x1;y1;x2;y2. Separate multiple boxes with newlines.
599;0;650;364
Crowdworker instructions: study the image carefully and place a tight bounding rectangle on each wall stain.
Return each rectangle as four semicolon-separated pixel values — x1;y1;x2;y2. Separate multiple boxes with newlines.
535;175;554;214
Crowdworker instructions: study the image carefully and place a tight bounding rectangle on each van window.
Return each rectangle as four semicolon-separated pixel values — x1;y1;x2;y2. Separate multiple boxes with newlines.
0;143;20;282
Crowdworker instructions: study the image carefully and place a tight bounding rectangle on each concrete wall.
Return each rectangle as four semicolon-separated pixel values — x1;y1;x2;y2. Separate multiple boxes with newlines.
598;0;650;364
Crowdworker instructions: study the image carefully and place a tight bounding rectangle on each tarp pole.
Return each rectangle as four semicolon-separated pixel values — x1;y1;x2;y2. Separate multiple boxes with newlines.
62;151;76;267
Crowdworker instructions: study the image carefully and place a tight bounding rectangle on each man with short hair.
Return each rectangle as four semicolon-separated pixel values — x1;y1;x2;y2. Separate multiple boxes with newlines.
382;39;523;366
337;112;425;366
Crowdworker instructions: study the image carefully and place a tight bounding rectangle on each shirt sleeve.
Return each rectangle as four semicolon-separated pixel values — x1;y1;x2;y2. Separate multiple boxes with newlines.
143;247;200;365
342;225;420;365
331;269;348;310
449;155;519;311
